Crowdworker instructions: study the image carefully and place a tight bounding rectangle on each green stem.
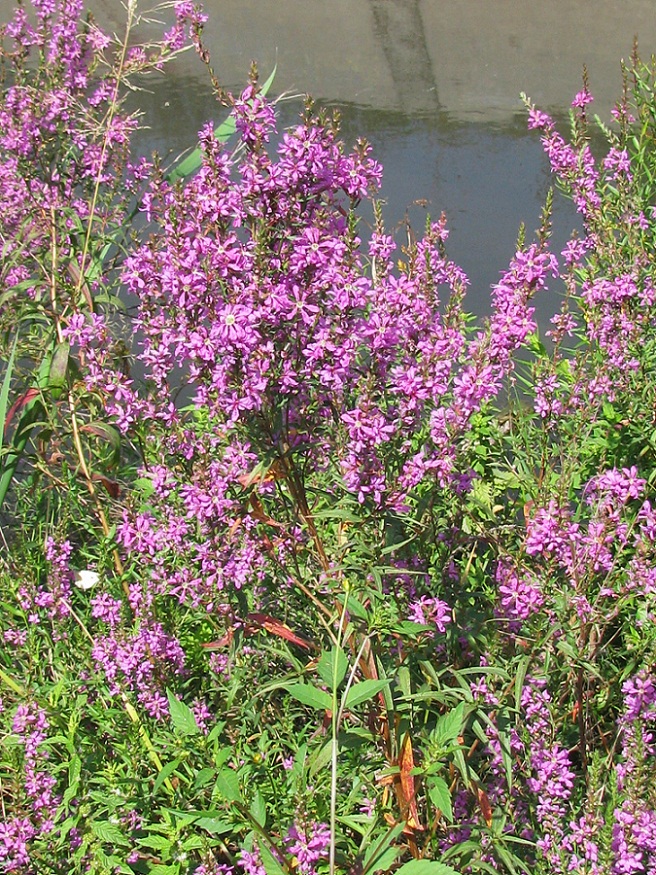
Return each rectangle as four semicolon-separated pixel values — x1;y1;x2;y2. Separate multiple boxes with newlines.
329;583;362;875
75;0;137;309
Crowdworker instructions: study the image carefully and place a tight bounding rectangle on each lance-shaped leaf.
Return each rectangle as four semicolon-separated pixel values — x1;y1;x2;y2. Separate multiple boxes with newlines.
48;340;69;398
0;335;17;444
427;775;453;823
246;612;314;651
166;689;200;736
0;386;43;510
343;678;390;710
398;731;422;831
395;862;460;875
285;683;332;711
317;645;348;687
473;780;493;827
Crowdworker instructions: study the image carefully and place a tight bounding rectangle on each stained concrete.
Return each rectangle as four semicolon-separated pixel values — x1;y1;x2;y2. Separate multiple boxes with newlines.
1;0;654;119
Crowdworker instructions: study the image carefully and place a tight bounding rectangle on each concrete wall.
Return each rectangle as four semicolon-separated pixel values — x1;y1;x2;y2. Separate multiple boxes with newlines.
1;0;655;119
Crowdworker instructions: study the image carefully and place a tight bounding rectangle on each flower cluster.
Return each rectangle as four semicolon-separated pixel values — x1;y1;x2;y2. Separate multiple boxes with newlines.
611;671;656;874
74;85;557;661
0;704;56;872
521;678;576;872
232;821;330;875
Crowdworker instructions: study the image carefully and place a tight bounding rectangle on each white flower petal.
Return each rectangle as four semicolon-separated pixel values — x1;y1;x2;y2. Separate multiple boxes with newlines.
73;570;100;591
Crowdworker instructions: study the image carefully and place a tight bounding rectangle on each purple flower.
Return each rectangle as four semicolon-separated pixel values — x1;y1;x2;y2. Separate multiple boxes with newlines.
496;561;544;624
572;89;594;109
408;596;451;634
285;822;331;875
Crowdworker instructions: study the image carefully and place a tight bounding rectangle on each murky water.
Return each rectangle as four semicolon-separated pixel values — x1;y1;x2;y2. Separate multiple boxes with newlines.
4;0;656;317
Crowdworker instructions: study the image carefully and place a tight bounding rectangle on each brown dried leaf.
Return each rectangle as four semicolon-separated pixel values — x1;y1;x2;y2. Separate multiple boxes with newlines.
474;782;493;827
246;612;314;651
398;731;422;831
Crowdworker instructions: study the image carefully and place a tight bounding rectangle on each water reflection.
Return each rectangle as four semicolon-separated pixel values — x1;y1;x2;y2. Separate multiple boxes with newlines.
130;73;578;318
2;0;653;314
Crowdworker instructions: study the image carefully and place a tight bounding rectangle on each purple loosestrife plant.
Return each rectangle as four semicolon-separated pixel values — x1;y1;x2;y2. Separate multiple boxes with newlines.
85;87;552;638
0;0;202;525
6;2;656;870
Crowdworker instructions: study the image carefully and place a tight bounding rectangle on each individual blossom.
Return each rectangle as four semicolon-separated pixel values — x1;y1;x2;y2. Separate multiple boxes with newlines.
408;595;451;634
284;822;331;875
527;106;553;130
572;88;594;109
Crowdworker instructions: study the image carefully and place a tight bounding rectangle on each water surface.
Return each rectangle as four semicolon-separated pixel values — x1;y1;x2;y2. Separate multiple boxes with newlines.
4;0;656;316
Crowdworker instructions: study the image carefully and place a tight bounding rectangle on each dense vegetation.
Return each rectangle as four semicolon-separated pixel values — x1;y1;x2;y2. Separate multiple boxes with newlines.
2;2;656;873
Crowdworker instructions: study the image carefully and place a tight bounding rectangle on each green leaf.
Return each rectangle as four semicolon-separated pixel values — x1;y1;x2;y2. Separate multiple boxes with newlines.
48;340;69;396
57;816;76;843
259;65;278;97
434;702;466;747
393;620;430;637
250;789;266;827
137;835;174;852
317;645;348;688
195;817;233;835
525;332;546;356
364;847;399;873
397;665;411;698
361;822;405;875
166;689;200;735
344;678;390;710
258;840;286;875
395;862;460;875
81;420;121;454
495;843;523;875
427;776;453;822
193;767;216;791
91;821;129;846
514;655;530;713
308;740;332;776
285;683;333;711
62;753;81;807
153;758;182;797
214;768;242;803
133;476;156;498
0;377;43;510
341;593;369;620
495;709;514;793
102;857;134;875
0;334;18;448
206;721;227;744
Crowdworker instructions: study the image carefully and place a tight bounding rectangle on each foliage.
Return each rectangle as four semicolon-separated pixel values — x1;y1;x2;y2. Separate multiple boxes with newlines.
2;3;656;874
